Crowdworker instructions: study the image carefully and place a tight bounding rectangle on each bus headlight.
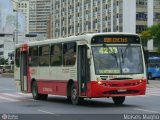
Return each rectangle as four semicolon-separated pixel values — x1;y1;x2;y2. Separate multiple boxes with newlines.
98;81;102;84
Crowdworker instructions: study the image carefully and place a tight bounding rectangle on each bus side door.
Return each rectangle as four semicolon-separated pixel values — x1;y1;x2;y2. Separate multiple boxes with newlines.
20;51;28;93
78;45;90;96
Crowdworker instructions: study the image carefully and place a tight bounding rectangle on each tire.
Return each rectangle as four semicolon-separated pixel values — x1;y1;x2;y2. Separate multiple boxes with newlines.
112;96;125;105
70;83;83;105
31;81;48;100
148;73;152;80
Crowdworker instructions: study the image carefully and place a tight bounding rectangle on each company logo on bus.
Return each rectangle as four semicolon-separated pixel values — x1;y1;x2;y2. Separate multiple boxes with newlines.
30;69;37;74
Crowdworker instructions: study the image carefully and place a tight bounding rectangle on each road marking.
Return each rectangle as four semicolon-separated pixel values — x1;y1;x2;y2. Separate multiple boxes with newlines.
0;93;23;98
38;109;56;115
18;93;31;96
134;108;159;113
0;96;19;102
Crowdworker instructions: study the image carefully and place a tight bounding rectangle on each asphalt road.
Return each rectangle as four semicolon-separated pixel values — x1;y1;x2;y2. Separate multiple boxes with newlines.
0;77;160;120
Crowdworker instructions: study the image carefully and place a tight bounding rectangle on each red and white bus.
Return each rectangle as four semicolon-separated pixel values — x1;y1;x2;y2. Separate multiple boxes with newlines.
14;33;147;105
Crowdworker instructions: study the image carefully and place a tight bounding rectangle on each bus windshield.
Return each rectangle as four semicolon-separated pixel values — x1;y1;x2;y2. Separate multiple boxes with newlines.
92;46;143;75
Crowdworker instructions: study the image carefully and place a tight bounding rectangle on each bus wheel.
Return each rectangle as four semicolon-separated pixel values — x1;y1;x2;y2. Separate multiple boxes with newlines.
40;94;48;100
70;83;83;105
31;81;48;100
112;96;125;105
148;73;152;80
32;81;40;100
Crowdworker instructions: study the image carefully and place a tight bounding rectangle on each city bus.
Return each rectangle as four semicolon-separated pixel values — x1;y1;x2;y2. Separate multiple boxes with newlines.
14;33;147;105
148;57;160;79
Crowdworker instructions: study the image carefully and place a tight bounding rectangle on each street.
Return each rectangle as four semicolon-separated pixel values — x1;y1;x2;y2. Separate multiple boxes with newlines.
0;77;160;120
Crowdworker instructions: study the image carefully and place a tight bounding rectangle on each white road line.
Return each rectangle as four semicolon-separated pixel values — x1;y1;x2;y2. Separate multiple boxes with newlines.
0;93;24;98
18;93;31;96
0;96;19;102
147;94;160;96
38;109;56;114
134;108;159;113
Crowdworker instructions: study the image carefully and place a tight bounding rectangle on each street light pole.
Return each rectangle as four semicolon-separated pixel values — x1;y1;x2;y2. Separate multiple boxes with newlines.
11;0;19;45
16;9;18;44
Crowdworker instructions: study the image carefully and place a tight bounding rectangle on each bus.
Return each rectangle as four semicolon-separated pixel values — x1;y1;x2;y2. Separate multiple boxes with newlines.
148;57;160;79
14;33;147;105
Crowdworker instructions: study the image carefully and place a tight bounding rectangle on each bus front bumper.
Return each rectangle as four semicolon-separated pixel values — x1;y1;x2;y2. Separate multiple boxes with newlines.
86;79;146;98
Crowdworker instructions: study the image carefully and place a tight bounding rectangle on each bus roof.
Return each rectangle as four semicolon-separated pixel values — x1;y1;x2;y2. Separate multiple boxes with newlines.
15;32;140;47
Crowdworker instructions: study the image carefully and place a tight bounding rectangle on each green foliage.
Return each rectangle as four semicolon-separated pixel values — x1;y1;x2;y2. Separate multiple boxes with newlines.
140;23;160;53
0;58;8;65
140;31;152;41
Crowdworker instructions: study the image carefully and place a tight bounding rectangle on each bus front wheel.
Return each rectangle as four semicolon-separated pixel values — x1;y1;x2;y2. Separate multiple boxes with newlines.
31;81;48;100
148;73;152;80
112;96;125;105
70;83;83;105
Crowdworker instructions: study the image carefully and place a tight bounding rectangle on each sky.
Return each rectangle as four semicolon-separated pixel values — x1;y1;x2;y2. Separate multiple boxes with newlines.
0;0;13;14
0;0;25;32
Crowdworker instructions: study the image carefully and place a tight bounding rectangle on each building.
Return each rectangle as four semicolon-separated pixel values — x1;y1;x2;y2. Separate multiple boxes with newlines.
29;0;51;39
17;0;29;34
52;0;160;39
0;33;14;59
13;0;51;40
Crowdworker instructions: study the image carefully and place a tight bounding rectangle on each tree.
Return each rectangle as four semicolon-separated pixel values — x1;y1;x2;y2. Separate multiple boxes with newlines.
140;23;160;53
0;58;8;65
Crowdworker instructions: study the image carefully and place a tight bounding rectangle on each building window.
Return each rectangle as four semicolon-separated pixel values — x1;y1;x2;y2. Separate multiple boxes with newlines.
0;44;4;48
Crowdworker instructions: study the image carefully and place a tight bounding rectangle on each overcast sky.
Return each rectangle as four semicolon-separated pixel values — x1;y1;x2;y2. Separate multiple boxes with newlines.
0;0;25;32
0;0;13;13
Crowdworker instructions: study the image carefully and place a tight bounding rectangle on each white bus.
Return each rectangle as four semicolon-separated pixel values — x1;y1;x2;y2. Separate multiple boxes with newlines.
14;33;147;105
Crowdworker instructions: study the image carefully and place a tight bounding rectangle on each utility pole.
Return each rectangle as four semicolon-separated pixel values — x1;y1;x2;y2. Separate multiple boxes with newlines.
12;0;19;45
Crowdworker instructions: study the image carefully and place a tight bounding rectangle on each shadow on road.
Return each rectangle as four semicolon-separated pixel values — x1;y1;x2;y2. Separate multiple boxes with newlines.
46;96;138;108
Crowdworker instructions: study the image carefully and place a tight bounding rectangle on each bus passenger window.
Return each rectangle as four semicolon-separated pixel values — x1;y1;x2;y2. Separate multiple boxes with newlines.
50;44;62;66
63;42;76;66
39;45;50;66
29;46;39;66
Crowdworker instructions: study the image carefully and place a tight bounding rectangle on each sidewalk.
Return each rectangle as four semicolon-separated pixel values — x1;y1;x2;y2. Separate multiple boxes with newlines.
0;73;14;78
147;80;160;88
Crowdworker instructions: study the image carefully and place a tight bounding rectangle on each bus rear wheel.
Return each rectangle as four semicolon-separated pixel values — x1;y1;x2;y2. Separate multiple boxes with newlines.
112;96;125;105
31;81;48;100
70;83;83;105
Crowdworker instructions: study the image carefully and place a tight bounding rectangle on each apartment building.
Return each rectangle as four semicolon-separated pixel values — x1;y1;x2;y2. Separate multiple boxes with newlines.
17;0;29;34
52;0;160;39
29;0;51;39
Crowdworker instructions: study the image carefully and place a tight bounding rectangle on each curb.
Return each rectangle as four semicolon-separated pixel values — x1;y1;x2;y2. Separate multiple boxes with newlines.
1;73;14;78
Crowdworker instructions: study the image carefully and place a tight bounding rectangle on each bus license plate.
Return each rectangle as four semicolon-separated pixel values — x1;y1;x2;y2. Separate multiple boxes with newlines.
117;89;127;92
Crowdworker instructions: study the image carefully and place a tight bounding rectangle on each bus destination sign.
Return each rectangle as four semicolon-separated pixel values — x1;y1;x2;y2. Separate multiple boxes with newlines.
91;35;141;44
104;37;128;43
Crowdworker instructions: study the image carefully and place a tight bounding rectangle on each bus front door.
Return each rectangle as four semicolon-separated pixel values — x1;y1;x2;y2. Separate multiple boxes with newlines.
20;51;28;93
78;45;90;96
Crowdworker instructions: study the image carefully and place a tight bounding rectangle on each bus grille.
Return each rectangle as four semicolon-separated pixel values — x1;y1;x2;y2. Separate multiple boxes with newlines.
102;90;139;94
